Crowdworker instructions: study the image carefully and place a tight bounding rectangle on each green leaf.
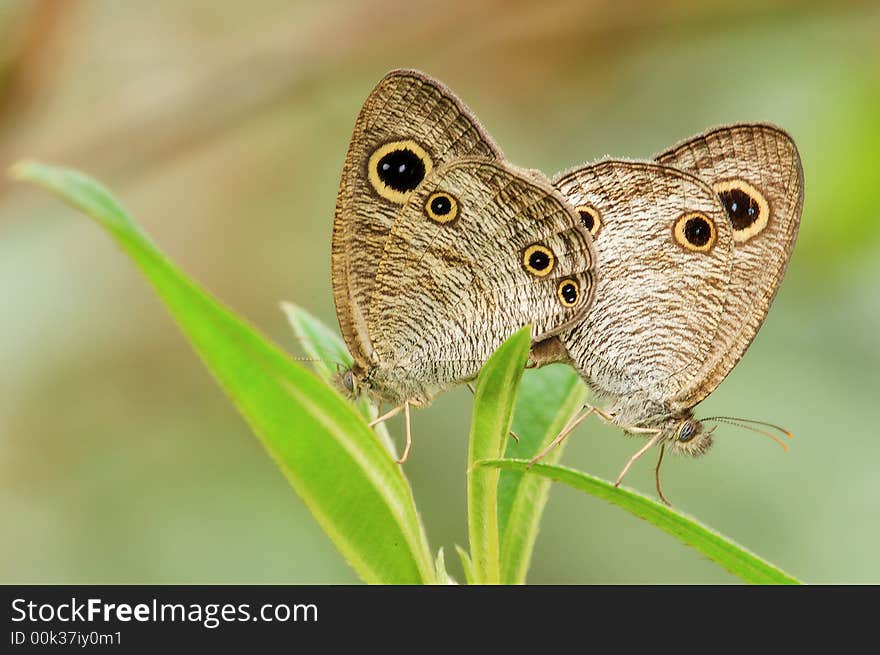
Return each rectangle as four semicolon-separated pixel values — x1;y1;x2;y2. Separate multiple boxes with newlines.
281;302;397;458
467;326;531;584
455;545;476;586
434;548;456;585
12;161;436;585
478;459;802;585
497;365;589;584
280;301;352;383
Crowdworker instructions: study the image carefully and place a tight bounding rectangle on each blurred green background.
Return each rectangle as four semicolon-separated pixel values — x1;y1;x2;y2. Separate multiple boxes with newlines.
1;0;878;584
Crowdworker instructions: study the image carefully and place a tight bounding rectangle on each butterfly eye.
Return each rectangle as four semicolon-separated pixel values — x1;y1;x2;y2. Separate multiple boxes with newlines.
713;179;769;243
557;278;580;307
424;192;459;224
522;244;556;277
673;212;717;253
367;140;433;204
341;369;358;397
575;204;602;237
677;420;696;442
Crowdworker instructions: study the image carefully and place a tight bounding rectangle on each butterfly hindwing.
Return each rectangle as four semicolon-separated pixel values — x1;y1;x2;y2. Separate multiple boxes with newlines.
368;159;596;395
553;160;734;419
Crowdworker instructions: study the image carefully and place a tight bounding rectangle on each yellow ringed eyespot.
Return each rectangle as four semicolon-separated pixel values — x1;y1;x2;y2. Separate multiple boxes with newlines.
367;140;433;204
424;191;459;224
713;178;769;243
522;244;556;277
557;278;580;307
673;211;717;253
575;204;602;237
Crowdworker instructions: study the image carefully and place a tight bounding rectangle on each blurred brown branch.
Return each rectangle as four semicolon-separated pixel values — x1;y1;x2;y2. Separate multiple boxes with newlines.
0;0;847;196
0;1;463;192
0;0;75;131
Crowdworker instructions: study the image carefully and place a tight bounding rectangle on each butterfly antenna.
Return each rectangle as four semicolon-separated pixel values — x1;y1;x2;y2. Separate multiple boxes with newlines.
704;417;791;452
289;356;347;368
706;416;794;439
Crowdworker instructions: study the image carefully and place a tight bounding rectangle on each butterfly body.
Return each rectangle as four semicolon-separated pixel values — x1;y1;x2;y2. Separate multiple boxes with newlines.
329;68;801;477
339;359;434;408
537;125;803;469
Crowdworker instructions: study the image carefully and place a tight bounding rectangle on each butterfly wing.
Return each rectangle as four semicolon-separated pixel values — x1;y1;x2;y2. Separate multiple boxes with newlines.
553;161;735;419
367;159;596;400
655;124;804;407
332;69;502;372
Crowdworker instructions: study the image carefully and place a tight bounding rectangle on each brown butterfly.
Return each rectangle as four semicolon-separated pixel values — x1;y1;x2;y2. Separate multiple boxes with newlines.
531;124;804;502
331;69;597;461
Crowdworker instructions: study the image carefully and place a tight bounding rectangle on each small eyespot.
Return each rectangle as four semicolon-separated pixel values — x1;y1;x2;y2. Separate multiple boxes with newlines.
522;244;556;277
575;204;602;237
713;179;770;243
342;370;355;393
367;140;433;204
424;192;459;224
557;278;580;307
673;212;716;253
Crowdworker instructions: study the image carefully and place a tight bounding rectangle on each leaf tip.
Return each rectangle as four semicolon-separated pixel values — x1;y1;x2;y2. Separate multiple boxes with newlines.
8;159;37;182
279;300;297;320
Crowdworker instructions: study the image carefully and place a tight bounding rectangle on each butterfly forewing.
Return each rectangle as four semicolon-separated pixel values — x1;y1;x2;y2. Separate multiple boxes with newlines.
655;124;804;407
332;69;502;371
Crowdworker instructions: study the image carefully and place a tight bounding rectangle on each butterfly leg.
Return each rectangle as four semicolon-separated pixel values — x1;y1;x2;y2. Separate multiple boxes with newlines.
467;383;518;443
395;402;412;464
654;443;672;506
527;406;596;468
614;429;663;487
369;404;404;428
590;404;616;424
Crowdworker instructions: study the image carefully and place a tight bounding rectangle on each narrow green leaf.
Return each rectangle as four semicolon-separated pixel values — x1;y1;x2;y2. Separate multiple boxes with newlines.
454;545;476;586
13;161;436;585
479;459;802;585
497;365;589;584
467;326;531;584
434;548;457;585
281;302;397;458
280;301;352;382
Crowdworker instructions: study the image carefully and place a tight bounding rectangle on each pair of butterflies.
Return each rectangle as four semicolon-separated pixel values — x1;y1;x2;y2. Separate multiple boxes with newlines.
330;69;803;497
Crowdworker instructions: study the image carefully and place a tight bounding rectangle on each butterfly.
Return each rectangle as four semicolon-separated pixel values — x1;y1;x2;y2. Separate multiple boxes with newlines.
331;69;597;461
530;124;804;502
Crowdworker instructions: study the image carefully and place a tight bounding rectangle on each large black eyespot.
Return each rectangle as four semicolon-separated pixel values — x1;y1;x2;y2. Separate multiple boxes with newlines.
673;212;716;253
424;192;459;224
378;149;424;192
575;204;602;236
522;244;556;277
557;278;580;307
713;179;770;242
719;188;758;230
367;140;433;203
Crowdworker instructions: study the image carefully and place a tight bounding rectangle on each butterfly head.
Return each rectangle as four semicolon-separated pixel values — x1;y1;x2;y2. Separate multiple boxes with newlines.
668;416;715;457
337;362;417;406
337;366;364;400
